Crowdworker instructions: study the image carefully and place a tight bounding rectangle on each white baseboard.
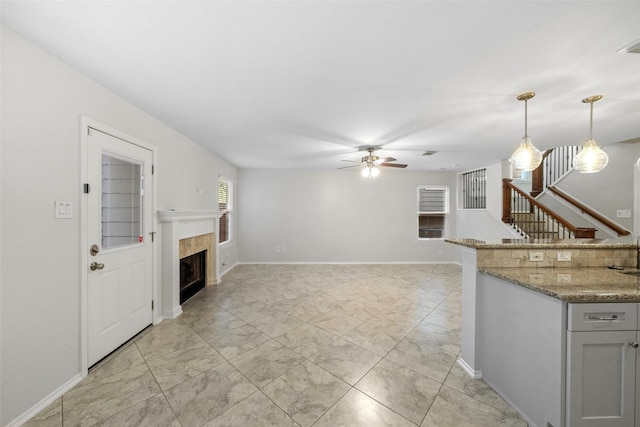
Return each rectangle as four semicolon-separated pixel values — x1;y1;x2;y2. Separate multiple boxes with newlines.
219;261;238;279
457;357;482;379
7;373;82;427
163;306;182;320
235;261;459;265
482;376;540;427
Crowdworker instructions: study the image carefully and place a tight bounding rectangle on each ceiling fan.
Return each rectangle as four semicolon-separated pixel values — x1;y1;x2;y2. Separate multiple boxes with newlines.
338;146;408;177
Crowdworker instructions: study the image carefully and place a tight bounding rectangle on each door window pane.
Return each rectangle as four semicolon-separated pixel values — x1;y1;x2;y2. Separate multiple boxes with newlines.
102;154;143;249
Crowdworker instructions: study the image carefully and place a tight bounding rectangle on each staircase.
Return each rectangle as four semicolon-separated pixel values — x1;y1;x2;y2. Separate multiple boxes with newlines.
511;212;560;240
503;146;596;239
504;145;632;239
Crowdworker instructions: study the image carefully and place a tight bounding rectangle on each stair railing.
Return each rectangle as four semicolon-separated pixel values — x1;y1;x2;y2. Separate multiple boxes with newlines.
502;179;596;239
531;146;581;197
548;186;631;237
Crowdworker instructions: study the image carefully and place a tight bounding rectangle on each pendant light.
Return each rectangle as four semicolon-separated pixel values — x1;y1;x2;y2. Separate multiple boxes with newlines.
573;95;608;173
510;92;543;171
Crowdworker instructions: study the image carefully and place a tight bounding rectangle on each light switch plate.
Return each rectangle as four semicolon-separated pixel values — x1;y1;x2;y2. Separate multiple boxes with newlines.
55;201;73;219
617;210;631;218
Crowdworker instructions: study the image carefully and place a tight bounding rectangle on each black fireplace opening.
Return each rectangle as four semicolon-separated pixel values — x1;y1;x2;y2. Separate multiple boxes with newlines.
180;250;206;304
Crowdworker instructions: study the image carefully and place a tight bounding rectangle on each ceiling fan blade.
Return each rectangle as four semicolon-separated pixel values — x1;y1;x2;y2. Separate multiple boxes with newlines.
375;157;396;163
379;163;407;168
337;164;363;169
340;159;361;163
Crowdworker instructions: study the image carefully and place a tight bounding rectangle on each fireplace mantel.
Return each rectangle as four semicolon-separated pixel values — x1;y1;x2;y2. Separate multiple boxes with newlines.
158;210;222;222
158;210;223;319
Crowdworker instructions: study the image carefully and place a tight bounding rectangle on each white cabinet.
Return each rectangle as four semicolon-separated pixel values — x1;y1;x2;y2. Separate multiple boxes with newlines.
566;303;640;427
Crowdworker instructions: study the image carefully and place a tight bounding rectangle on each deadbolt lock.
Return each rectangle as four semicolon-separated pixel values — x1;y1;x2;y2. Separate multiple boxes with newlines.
90;244;99;256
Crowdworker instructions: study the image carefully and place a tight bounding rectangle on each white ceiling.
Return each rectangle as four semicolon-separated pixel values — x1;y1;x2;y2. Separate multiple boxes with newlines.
2;1;639;171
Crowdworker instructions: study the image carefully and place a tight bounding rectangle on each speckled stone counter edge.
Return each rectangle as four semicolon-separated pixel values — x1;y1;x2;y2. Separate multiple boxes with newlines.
479;267;640;302
445;238;636;250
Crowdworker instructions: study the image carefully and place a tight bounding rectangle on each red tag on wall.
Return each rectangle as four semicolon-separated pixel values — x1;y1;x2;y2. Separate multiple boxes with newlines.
139;236;143;243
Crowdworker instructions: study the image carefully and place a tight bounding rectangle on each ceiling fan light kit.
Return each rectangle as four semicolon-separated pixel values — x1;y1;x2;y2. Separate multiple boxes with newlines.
573;95;609;173
339;146;407;178
361;165;380;178
510;91;543;172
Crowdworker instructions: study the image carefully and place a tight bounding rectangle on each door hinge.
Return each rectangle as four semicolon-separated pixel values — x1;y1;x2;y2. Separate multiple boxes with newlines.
151;300;154;310
152;164;155;175
149;231;156;243
83;183;91;194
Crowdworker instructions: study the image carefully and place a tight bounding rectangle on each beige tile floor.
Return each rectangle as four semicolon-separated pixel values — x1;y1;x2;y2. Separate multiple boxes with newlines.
25;264;527;427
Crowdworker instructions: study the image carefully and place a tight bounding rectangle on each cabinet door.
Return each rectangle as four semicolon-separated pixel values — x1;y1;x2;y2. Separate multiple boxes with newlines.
567;330;637;427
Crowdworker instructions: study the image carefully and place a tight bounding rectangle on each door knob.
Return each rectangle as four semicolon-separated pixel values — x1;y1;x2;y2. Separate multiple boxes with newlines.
90;262;105;271
630;342;639;348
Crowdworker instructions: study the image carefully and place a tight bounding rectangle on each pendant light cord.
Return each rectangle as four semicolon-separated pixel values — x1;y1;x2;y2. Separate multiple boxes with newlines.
589;101;594;140
524;99;528;138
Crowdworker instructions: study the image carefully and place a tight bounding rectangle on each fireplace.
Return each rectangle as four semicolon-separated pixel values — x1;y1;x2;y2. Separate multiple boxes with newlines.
180;250;206;304
158;210;222;319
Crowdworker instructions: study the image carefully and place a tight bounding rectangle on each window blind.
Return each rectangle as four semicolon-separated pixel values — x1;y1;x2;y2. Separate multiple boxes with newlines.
218;177;232;244
418;188;447;213
218;179;229;211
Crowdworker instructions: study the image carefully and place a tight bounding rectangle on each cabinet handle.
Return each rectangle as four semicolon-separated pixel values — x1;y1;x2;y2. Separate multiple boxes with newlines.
587;314;618;321
630;342;639;349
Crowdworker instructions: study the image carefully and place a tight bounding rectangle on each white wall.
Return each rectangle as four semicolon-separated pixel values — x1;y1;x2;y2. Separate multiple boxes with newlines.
237;169;457;263
455;162;520;241
555;143;639;234
0;26;237;425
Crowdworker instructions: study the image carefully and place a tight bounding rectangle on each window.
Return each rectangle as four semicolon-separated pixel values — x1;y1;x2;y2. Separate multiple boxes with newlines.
218;176;233;244
418;186;449;239
101;154;142;249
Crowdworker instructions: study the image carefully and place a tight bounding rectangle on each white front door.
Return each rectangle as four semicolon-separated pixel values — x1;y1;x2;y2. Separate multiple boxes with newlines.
87;128;153;366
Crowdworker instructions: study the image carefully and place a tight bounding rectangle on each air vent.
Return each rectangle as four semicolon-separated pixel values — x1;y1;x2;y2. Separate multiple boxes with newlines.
617;39;640;54
422;151;437;156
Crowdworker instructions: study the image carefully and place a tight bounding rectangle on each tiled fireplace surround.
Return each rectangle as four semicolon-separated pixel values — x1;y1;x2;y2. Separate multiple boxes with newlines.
158;210;223;320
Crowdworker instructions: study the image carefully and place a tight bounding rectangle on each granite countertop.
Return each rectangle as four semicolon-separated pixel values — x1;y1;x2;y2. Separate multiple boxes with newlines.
445;238;636;249
480;267;640;302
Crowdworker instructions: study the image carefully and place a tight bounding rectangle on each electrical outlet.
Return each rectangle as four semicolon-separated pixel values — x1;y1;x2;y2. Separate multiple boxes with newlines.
557;251;572;262
617;210;631;218
529;252;544;262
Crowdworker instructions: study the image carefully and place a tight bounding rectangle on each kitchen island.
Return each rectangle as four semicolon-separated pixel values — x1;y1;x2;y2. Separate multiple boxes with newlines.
446;238;639;427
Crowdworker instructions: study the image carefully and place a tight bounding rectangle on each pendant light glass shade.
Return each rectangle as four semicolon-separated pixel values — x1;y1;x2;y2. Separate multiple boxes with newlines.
511;136;543;171
510;92;543;171
574;139;608;173
573;95;608;173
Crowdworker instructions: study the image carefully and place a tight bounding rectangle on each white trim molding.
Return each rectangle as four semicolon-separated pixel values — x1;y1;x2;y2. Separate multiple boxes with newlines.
158;210;223;319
